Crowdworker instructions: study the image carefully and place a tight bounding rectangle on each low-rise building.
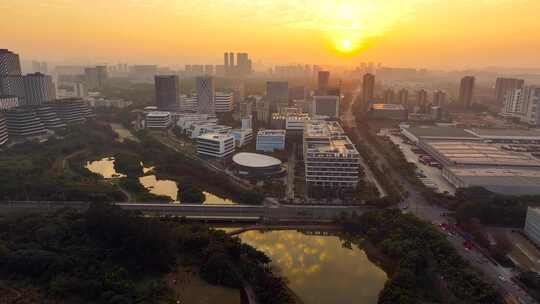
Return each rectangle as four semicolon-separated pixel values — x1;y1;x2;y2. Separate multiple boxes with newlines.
256;129;286;152
215;92;234;112
48;98;94;124
232;152;284;179
5;107;47;137
231;128;253;148
145;111;172;129
197;133;235;158
303;121;360;189
525;207;540;247
369;103;407;120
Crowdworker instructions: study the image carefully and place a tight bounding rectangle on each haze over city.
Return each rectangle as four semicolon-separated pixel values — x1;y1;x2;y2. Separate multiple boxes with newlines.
3;0;540;69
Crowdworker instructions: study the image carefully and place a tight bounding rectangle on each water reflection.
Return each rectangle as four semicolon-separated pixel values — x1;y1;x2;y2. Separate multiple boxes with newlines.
86;157;235;204
238;230;387;304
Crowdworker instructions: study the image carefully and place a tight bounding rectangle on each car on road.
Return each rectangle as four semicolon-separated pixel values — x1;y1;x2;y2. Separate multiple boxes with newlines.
498;275;507;282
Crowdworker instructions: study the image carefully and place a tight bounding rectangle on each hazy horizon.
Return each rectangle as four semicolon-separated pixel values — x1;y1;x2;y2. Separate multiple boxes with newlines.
3;0;540;70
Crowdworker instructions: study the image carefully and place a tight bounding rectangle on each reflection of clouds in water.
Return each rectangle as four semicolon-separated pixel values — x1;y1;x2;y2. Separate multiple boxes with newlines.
239;230;387;304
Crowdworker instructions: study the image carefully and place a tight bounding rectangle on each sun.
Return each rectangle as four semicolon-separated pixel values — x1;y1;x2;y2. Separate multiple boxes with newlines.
342;39;351;50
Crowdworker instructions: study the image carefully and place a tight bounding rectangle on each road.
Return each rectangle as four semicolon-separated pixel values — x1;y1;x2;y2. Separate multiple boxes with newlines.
344;90;536;304
286;143;296;201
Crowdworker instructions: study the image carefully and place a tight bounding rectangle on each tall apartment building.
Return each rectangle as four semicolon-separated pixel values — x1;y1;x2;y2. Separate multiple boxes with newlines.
459;76;475;108
23;73;56;105
312;95;340;118
362;73;375;111
0;49;25;103
266;81;289;112
495;77;524;105
155;75;179;110
196;76;215;114
84;66;107;90
433;90;447;106
504;86;540;126
303;121;360;189
383;89;395;104
417;89;428;109
0;114;8;146
397;89;409;107
197;133;235;158
256;129;286;152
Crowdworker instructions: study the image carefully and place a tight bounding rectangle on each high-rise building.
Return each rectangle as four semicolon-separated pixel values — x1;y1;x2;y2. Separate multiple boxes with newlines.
504;86;540;126
237;53;251;75
266;81;289;112
362;73;375;105
459;76;475;108
23;73;56;105
196;76;215;114
397;89;409;107
312;95;340;118
417;89;428;110
0;114;8;146
229;53;235;67
84;66;107;90
0;49;25;103
224;53;229;68
433;90;447;106
383;89;395;104
318;71;330;94
495;77;524;105
154;75;179;110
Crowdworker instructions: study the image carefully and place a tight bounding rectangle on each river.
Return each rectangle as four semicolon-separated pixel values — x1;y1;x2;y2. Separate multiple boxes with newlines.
238;230;387;304
86;157;235;204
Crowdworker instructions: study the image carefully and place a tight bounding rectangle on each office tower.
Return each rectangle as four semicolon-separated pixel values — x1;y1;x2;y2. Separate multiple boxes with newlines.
495;77;524;105
459;76;475;108
196;76;215;114
0;49;25;102
433;90;447;106
237;53;251;75
0;114;8;146
504;86;540;126
362;73;375;105
318;71;330;94
154;75;179;110
397;89;409;107
383;89;395;104
312;95;340;118
266;81;289;112
224;53;229;67
229;53;235;67
23;73;56;105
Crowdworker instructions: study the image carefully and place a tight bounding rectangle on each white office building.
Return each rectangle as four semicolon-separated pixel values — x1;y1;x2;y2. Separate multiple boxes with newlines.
197;133;235;158
525;207;540;247
256;129;286;152
215;92;234;112
231;128;253;148
312;95;340;118
303;121;360;189
145;111;172;129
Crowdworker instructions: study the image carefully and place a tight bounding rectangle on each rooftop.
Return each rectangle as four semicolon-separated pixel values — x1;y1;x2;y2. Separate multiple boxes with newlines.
404;126;479;139
304;120;345;138
467;128;540;139
146;111;171;118
197;133;233;141
448;167;540;195
426;141;540;167
258;129;286;136
233;152;282;168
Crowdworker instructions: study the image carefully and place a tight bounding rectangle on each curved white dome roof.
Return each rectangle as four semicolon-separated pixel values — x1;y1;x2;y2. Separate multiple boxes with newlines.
233;152;282;168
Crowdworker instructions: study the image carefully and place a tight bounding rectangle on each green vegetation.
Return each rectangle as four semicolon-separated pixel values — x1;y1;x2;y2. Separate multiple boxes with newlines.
518;271;540;302
0;204;293;303
178;182;205;204
118;178;172;203
0;122;125;202
114;152;144;177
342;209;503;304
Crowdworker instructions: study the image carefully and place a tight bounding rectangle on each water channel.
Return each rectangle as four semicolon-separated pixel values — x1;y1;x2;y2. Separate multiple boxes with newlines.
86;157;235;204
238;230;387;304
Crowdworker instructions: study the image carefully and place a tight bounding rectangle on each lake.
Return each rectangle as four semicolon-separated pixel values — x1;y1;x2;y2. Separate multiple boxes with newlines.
238;230;387;304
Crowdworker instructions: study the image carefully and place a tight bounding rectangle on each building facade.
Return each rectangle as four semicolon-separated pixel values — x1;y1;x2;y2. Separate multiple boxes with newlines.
256;129;286;152
0;49;25;103
0;96;19;111
155;75;179;110
525;208;540;247
0;114;8;146
145;111;172;129
197;133;235;158
459;76;475;108
312;95;340;118
495;77;524;105
266;81;289;112
23;72;56;105
196;76;215;114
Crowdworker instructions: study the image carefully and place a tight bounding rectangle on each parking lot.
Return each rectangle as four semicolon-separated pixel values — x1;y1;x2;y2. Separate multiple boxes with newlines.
379;129;456;195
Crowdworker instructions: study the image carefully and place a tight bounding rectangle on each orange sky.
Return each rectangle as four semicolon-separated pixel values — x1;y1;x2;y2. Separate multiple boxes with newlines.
2;0;540;69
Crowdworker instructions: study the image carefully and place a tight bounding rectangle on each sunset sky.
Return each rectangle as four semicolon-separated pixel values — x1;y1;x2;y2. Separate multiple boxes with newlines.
2;0;540;69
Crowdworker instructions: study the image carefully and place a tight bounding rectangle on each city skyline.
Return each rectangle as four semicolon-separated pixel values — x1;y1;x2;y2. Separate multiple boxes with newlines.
2;0;540;69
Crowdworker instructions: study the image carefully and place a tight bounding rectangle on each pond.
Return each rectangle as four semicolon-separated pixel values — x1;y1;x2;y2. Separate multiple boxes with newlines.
238;230;387;304
86;157;235;204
